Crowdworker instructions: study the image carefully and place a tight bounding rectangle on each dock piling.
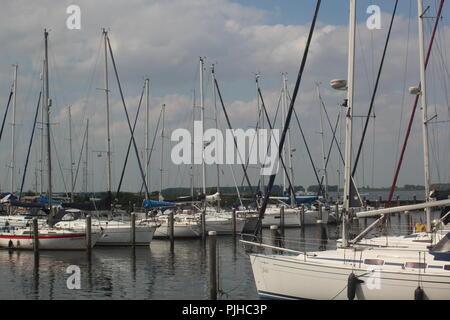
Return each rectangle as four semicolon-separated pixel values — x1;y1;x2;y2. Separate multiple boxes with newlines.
86;215;92;251
280;206;285;236
169;210;174;251
335;202;340;223
202;209;206;242
318;204;323;223
232;208;236;237
300;205;305;231
131;212;136;246
270;225;279;254
33;217;39;252
208;231;217;300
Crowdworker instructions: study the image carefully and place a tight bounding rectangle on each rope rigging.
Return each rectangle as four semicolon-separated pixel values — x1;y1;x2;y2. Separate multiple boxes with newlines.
255;0;322;235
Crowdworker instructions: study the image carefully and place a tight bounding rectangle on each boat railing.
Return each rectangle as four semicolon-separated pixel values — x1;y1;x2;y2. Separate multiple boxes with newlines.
239;233;334;254
239;239;306;256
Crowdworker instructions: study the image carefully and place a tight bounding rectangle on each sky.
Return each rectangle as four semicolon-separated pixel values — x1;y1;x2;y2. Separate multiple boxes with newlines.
0;0;449;196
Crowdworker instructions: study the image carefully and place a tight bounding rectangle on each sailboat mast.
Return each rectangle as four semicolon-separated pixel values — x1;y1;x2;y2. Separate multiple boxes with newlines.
103;29;112;195
316;82;329;200
145;78;150;200
343;0;356;213
84;119;89;194
68;106;74;201
417;0;431;232
199;58;206;197
160;104;166;199
191;90;196;199
11;64;17;195
342;0;356;246
280;75;287;194
44;29;53;218
284;74;296;207
256;74;265;196
40;59;44;195
211;65;220;210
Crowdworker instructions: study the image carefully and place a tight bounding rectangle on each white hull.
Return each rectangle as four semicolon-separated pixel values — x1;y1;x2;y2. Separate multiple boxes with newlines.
0;229;100;250
0;215;47;228
204;217;246;235
55;219;157;246
262;208;328;227
97;225;156;245
250;249;450;300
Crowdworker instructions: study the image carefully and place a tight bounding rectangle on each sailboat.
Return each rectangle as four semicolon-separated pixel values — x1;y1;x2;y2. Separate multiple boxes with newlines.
0;30;101;251
335;0;448;251
60;29;159;246
152;59;249;237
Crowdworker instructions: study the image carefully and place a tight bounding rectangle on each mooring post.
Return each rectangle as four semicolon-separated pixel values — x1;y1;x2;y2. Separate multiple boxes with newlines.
231;208;236;237
405;210;411;233
169;210;174;252
318;204;323;223
300;205;305;230
208;231;217;300
280;206;285;236
131;212;136;246
202;209;207;242
270;225;279;254
33;217;39;252
86;215;92;251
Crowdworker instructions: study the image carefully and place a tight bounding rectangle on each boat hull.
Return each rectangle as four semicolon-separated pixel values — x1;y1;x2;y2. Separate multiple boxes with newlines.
154;223;201;238
0;232;97;250
97;225;157;245
55;220;157;246
205;218;246;235
262;209;328;227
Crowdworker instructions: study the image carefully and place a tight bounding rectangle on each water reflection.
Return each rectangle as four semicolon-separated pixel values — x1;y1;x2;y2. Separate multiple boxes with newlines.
33;253;39;298
0;210;438;300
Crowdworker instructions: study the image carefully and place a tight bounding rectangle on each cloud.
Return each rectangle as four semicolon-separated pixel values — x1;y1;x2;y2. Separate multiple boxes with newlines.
0;1;448;194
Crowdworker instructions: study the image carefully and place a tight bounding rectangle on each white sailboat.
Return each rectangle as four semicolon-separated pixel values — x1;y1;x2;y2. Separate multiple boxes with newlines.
55;217;157;246
244;0;450;300
0;30;99;251
247;241;450;300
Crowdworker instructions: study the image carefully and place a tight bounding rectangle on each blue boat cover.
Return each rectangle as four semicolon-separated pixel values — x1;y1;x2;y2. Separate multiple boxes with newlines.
39;195;63;205
143;200;175;208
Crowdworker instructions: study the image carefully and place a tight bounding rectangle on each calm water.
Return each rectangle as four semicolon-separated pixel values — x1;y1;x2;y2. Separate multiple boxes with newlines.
0;200;441;300
0;237;258;300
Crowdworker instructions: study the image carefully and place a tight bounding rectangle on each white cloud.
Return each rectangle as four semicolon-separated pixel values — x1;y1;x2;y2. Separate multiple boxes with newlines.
0;1;448;194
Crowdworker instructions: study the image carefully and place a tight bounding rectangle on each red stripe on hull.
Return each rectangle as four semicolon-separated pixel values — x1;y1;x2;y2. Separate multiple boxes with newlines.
0;234;86;240
0;246;87;251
